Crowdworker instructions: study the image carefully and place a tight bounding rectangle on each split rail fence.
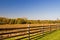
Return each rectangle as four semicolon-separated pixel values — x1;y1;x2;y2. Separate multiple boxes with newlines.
0;24;60;40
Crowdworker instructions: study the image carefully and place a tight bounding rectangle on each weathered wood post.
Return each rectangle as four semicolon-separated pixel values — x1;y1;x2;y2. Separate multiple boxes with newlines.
56;23;57;30
42;24;44;36
49;24;51;32
28;24;30;40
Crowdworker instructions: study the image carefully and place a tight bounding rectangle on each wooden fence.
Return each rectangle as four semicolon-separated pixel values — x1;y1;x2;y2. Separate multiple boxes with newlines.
0;24;60;40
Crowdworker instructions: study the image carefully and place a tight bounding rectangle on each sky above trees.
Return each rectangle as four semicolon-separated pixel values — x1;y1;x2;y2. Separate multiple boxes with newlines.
0;0;60;20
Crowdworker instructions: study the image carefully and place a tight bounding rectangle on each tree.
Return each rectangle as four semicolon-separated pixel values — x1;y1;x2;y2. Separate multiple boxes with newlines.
16;18;26;24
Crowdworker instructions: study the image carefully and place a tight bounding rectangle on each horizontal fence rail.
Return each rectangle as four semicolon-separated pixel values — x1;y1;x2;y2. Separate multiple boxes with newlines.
0;24;60;40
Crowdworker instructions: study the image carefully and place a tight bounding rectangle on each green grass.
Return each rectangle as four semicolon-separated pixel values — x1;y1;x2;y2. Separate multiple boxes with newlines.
38;30;60;40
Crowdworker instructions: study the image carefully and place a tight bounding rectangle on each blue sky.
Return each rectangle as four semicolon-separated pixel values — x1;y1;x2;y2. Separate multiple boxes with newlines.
0;0;60;20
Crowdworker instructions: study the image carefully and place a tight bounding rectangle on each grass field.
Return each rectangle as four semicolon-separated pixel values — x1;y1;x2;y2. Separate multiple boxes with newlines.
38;30;60;40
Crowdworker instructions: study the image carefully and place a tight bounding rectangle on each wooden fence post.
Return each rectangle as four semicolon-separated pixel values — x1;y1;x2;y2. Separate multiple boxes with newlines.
49;24;51;32
28;24;30;40
55;23;57;30
42;26;44;35
42;24;44;35
56;24;57;30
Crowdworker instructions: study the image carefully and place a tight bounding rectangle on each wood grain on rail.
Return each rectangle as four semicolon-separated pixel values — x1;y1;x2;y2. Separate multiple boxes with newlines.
0;24;57;29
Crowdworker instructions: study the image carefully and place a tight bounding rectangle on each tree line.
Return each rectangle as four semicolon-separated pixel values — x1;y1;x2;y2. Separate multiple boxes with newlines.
0;17;60;24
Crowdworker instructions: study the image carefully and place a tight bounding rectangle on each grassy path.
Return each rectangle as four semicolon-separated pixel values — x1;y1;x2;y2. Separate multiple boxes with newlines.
39;30;60;40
